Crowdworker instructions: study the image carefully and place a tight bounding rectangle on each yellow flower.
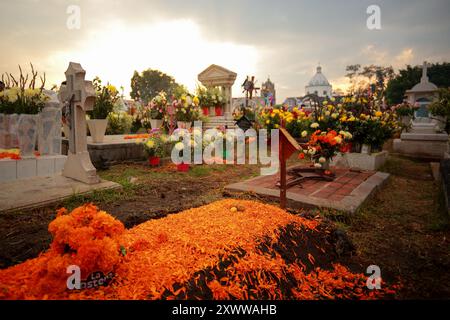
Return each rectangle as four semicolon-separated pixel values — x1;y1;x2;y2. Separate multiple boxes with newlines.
331;113;338;119
348;116;356;122
265;120;270;124
274;124;279;129
193;96;200;106
301;130;308;137
310;122;319;129
146;140;155;148
6;88;18;103
334;136;342;144
107;84;118;95
375;111;383;117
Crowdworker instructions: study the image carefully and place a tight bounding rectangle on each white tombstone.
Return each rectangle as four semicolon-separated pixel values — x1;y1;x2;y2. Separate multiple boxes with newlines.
58;62;99;184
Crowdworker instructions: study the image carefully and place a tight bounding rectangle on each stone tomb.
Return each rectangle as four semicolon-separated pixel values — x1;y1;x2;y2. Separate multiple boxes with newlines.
0;62;121;211
198;64;237;129
62;135;146;167
0;90;67;182
393;61;449;159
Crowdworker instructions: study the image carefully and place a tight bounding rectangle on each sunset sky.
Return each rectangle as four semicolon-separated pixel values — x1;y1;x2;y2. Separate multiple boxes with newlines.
1;0;450;102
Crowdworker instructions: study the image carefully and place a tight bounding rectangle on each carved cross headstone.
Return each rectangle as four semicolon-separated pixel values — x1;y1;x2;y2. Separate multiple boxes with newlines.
58;62;99;184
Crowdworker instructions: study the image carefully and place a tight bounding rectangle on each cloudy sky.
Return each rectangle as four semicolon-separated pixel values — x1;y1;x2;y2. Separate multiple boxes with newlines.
1;0;450;102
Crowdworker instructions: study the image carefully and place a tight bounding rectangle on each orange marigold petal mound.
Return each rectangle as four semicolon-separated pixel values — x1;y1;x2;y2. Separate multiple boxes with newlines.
0;200;397;300
0;203;125;299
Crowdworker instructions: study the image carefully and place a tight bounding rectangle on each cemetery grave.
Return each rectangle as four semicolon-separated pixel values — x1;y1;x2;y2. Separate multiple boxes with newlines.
0;60;449;301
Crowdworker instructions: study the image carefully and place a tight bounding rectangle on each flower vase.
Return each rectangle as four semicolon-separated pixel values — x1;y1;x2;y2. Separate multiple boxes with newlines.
150;119;163;130
321;159;331;170
361;144;371;154
202;106;209;116
215;106;223;116
177;163;190;172
149;156;161;167
177;121;192;130
17;114;38;157
87;119;108;143
400;116;412;127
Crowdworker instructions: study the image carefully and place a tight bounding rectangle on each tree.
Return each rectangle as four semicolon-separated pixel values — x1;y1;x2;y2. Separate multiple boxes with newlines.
345;64;361;94
385;62;450;105
130;69;183;103
345;64;394;103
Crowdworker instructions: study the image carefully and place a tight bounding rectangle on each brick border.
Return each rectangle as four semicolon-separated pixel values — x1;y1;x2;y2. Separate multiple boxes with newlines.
225;171;390;214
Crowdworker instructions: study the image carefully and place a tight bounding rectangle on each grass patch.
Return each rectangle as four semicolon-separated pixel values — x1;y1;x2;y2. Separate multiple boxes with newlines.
62;187;134;211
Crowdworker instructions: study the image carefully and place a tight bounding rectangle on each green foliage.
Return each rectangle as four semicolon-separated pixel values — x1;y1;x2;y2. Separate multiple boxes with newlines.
385;62;450;105
130;69;183;103
195;85;226;107
429;88;450;131
0;87;47;114
352;118;396;151
89;77;119;119
391;101;418;117
106;111;133;134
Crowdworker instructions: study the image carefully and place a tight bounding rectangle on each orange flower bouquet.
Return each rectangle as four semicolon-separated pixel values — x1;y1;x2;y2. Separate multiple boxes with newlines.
300;129;351;169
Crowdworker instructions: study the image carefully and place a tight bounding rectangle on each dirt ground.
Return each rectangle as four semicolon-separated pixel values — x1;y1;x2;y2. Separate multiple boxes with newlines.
0;155;449;299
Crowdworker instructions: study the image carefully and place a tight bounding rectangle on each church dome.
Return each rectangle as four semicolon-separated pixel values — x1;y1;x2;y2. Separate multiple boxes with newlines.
307;66;330;87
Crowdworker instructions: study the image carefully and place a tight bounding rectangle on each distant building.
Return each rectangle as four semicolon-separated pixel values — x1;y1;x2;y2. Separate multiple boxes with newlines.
283;97;303;109
260;77;276;106
305;65;332;98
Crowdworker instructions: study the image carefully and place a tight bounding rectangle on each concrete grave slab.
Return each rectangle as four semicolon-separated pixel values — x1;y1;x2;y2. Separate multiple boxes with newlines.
0;174;121;213
225;166;390;214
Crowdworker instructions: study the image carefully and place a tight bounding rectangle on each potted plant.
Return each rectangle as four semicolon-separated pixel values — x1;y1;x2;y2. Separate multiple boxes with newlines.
429;88;450;132
175;94;196;129
0;64;47;156
147;91;167;130
392;101;417;129
106;111;133;135
173;141;190;171
210;87;225;117
87;77;118;143
143;132;167;166
195;86;210;116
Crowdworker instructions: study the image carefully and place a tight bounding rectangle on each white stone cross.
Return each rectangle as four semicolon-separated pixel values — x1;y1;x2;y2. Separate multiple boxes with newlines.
421;61;430;82
58;62;99;184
